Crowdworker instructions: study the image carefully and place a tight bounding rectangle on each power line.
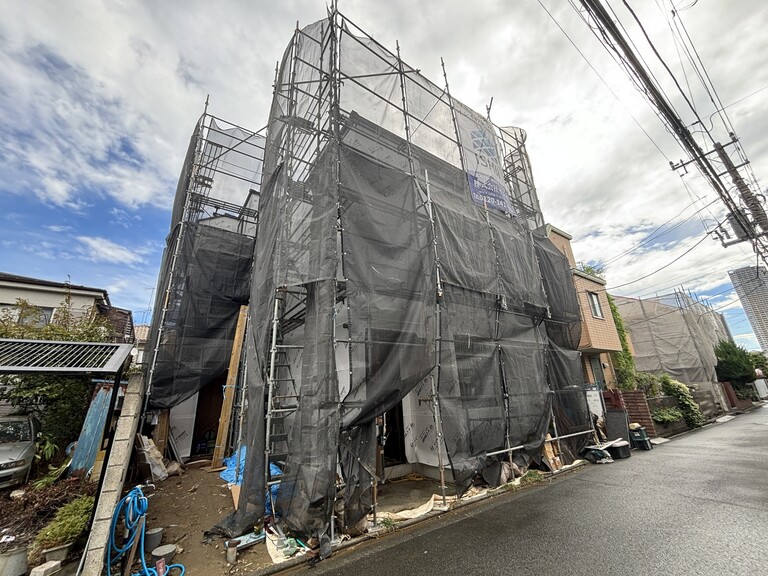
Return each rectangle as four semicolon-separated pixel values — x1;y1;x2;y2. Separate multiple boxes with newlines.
669;5;761;190
575;0;768;266
621;0;713;146
655;0;696;115
712;83;768;119
606;231;710;290
622;277;767;334
631;241;756;297
602;197;717;266
536;0;670;161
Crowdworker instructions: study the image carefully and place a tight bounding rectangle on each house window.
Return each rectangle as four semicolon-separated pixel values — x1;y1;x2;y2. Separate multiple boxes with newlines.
587;292;603;319
11;305;53;328
0;303;20;324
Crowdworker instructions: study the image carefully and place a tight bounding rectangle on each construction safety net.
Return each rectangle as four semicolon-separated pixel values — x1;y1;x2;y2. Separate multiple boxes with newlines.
146;118;264;409
214;14;590;540
614;293;730;388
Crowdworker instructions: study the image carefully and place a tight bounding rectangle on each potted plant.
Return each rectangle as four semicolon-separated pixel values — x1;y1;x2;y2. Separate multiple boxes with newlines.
28;495;93;564
0;543;29;576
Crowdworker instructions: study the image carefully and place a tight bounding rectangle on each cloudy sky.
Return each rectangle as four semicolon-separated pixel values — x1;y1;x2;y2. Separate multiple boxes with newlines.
1;0;766;348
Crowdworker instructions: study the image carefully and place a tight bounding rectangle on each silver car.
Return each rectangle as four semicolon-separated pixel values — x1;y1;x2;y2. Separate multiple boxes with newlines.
0;414;40;489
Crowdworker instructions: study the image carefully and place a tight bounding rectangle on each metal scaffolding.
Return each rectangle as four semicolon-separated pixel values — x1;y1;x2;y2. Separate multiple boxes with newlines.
213;7;593;544
145;112;265;419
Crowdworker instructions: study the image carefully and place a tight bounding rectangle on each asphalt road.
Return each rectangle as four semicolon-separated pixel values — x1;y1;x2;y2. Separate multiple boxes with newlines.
295;406;768;576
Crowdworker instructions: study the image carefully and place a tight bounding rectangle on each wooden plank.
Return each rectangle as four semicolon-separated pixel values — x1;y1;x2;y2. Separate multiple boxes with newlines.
152;409;170;457
186;459;212;469
122;515;144;576
211;305;248;468
542;434;561;471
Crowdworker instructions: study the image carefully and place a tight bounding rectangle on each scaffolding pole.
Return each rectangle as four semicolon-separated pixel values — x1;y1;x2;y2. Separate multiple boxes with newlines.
143;113;209;422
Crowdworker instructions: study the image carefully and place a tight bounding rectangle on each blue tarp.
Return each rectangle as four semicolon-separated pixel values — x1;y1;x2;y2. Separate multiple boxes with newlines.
220;447;282;516
220;446;248;484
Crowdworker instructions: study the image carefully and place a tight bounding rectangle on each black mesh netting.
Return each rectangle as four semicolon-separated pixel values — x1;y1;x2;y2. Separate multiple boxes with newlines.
547;341;591;462
147;222;254;408
212;15;591;540
438;286;553;490
533;231;582;350
146;115;263;409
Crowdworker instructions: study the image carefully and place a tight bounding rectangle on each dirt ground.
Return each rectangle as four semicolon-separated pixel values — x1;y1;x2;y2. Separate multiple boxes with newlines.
141;469;450;574
143;467;272;574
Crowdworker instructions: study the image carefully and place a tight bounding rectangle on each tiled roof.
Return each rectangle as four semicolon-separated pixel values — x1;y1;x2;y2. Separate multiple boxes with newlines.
0;272;108;299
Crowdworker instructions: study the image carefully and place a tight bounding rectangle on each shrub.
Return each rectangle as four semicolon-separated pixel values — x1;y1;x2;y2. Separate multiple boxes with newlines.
714;340;755;386
635;372;661;397
29;495;93;562
732;383;755;401
660;375;705;428
651;407;684;423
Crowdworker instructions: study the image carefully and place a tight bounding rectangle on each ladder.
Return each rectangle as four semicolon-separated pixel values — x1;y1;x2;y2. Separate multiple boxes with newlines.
264;287;306;491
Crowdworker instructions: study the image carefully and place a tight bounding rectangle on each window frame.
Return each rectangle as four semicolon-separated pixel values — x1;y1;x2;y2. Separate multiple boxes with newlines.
587;291;604;319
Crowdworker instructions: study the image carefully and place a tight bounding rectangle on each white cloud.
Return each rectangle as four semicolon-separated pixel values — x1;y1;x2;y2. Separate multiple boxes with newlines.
0;0;765;332
76;236;145;265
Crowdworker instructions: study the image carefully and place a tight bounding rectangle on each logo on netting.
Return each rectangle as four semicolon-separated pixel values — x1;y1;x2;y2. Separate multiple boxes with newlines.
469;129;498;160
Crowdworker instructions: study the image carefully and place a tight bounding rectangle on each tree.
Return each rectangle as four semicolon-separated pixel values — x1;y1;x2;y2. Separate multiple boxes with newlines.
0;297;113;449
748;350;768;373
607;294;636;390
714;340;755;386
576;261;605;280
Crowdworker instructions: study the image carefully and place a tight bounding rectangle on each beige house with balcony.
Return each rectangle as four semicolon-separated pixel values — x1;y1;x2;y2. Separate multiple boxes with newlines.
545;226;623;389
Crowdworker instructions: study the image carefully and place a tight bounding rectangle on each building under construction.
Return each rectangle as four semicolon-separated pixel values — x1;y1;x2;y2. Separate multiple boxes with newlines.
144;115;263;456
146;9;591;544
614;290;732;408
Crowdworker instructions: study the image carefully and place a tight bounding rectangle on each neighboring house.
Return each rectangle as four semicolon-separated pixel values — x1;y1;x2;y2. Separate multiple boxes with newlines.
546;225;623;389
133;324;150;366
0;272;134;343
0;272;135;416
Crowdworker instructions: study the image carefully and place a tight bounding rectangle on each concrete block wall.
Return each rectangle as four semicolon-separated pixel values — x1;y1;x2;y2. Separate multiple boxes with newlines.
692;390;720;419
81;371;145;576
647;396;689;437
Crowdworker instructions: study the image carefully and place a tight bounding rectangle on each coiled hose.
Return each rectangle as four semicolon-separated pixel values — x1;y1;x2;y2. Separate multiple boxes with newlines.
108;486;186;576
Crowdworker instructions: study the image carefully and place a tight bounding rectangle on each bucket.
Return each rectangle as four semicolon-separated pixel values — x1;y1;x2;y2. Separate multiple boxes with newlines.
144;527;163;552
151;544;177;565
0;546;28;576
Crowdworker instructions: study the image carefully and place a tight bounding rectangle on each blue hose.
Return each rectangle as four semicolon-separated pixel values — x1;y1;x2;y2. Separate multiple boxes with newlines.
108;486;186;576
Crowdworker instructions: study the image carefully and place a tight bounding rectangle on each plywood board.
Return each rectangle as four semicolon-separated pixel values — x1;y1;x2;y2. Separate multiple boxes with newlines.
212;305;248;468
